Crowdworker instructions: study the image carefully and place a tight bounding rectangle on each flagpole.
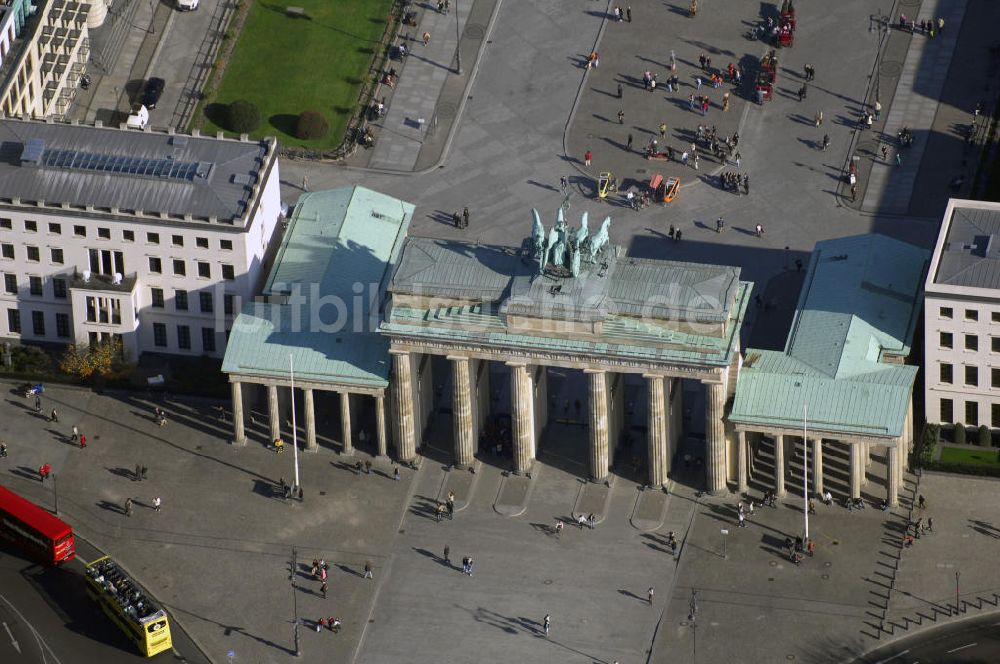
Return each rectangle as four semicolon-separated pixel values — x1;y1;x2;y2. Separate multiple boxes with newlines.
803;402;809;541
290;354;300;491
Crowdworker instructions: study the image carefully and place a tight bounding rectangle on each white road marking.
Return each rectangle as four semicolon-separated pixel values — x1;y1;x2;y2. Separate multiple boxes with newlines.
2;621;20;654
945;642;977;654
0;593;62;664
874;649;909;664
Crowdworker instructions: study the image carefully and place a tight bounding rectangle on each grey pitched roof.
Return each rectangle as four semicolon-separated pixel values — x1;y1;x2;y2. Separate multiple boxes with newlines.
934;205;1000;289
0;119;276;223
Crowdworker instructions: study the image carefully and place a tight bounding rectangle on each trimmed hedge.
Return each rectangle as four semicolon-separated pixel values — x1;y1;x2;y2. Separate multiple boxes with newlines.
921;460;1000;478
979;425;992;447
954;423;967;445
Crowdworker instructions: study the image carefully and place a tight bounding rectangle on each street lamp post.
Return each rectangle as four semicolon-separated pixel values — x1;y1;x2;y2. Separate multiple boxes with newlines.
52;472;58;515
956;570;961;615
290;547;301;656
688;589;698;661
720;529;728;559
454;0;462;74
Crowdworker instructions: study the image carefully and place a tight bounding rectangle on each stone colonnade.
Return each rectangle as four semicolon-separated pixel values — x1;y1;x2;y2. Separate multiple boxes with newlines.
733;428;909;506
386;349;724;489
229;378;388;457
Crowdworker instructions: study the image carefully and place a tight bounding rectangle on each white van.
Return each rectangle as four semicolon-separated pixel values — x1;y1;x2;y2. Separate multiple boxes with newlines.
176;0;198;10
126;105;149;129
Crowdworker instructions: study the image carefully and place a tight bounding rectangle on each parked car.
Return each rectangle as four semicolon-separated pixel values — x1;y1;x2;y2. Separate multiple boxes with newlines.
176;0;198;9
126;105;149;129
141;77;165;109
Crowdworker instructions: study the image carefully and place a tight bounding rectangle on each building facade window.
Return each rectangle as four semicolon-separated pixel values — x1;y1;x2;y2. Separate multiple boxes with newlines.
222;264;235;280
31;310;44;336
153;322;167;347
26;246;39;262
151;287;164;308
55;313;69;338
1;243;13;259
197;262;210;279
966;334;979;351
966;309;979;321
940;332;954;349
993;337;1000;353
196;237;208;249
175;290;188;311
149;257;162;273
98;228;111;239
993;368;1000;389
966;401;979;427
993;404;1000;428
147;232;160;244
48;222;61;234
123;230;134;242
220;239;233;250
966;365;979;386
202;327;216;352
223;293;235;315
940;398;953;423
199;291;213;313
24;220;36;232
53;277;66;299
177;325;191;350
993;312;1000;323
50;248;63;264
0;218;11;229
173;259;186;276
3;274;16;293
940;306;953;318
28;276;42;296
940;363;953;384
74;225;86;237
172;235;184;247
7;308;20;333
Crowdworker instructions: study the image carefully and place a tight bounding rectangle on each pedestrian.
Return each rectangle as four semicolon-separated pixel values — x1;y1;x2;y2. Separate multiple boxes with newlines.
895;152;902;166
695;76;702;90
748;501;754;515
688;94;695;110
699;53;706;69
807;539;815;556
584;149;592;166
738;512;746;528
874;99;882;119
135;463;142;481
34;395;41;412
153;496;161;512
617;110;624;124
71;425;79;442
617;83;623;99
587;513;596;529
798;85;807;102
814;110;823;127
722;91;730;112
444;544;450;563
808;498;816;514
675;230;682;241
755;223;763;237
937;16;944;34
693;154;699;170
918;494;926;509
463;207;470;228
850;183;858;201
321;581;328;599
647;587;654;605
881;145;888;161
466;557;474;576
422;31;431;46
560;176;568;190
543;614;551;635
452;211;461;228
743;174;750;194
927;517;934;532
0;442;7;458
555;520;564;538
365;460;372;474
393;467;400;481
670;539;678;556
626;5;631;22
659;123;667;138
79;433;86;449
49;408;58;423
302;176;309;192
125;497;133;516
821;134;830;151
716;217;725;233
626;133;633;151
668;224;675;239
364;560;373;579
734;152;742;167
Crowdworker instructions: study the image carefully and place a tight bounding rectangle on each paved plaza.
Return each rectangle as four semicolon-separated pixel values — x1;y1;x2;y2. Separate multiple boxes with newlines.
6;0;1000;662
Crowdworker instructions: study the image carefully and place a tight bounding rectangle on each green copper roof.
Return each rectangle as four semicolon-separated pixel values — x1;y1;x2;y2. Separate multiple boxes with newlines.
222;187;413;387
730;234;929;438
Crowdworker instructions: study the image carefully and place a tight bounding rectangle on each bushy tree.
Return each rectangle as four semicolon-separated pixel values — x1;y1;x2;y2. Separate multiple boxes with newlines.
978;425;992;447
59;339;123;379
953;423;966;445
295;110;329;140
226;99;260;133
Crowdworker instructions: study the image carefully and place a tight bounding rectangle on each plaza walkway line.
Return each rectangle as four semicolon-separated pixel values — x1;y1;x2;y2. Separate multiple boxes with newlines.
862;0;968;214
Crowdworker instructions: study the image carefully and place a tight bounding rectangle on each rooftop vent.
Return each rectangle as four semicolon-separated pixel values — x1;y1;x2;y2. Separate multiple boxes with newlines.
20;138;45;167
231;173;251;185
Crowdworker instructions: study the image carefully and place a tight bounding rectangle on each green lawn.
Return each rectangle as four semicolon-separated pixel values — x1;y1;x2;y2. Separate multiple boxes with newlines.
939;445;1000;466
201;0;394;148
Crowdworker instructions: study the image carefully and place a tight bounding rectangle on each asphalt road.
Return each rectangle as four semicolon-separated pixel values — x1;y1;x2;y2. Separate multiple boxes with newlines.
0;536;210;663
857;612;1000;664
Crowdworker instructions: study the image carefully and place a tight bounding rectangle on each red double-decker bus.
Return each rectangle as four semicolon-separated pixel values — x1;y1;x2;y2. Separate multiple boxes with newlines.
0;485;75;565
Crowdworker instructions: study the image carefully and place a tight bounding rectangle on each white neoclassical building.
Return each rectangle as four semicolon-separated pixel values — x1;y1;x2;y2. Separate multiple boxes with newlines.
0;118;283;359
924;199;1000;432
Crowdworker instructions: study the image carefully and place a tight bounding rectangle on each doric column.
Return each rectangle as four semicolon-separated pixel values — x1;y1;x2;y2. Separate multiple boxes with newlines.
774;434;786;497
268;384;280;443
509;362;535;474
231;381;246;446
887;442;900;507
303;388;317;451
391;351;416;462
849;441;863;499
375;394;388;458
736;430;748;493
587;369;610;482
450;356;475;468
812;437;823;496
646;374;668;487
704;381;727;494
340;392;354;455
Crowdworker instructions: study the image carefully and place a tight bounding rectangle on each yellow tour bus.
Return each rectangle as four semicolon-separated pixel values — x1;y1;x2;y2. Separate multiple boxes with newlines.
84;555;172;657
